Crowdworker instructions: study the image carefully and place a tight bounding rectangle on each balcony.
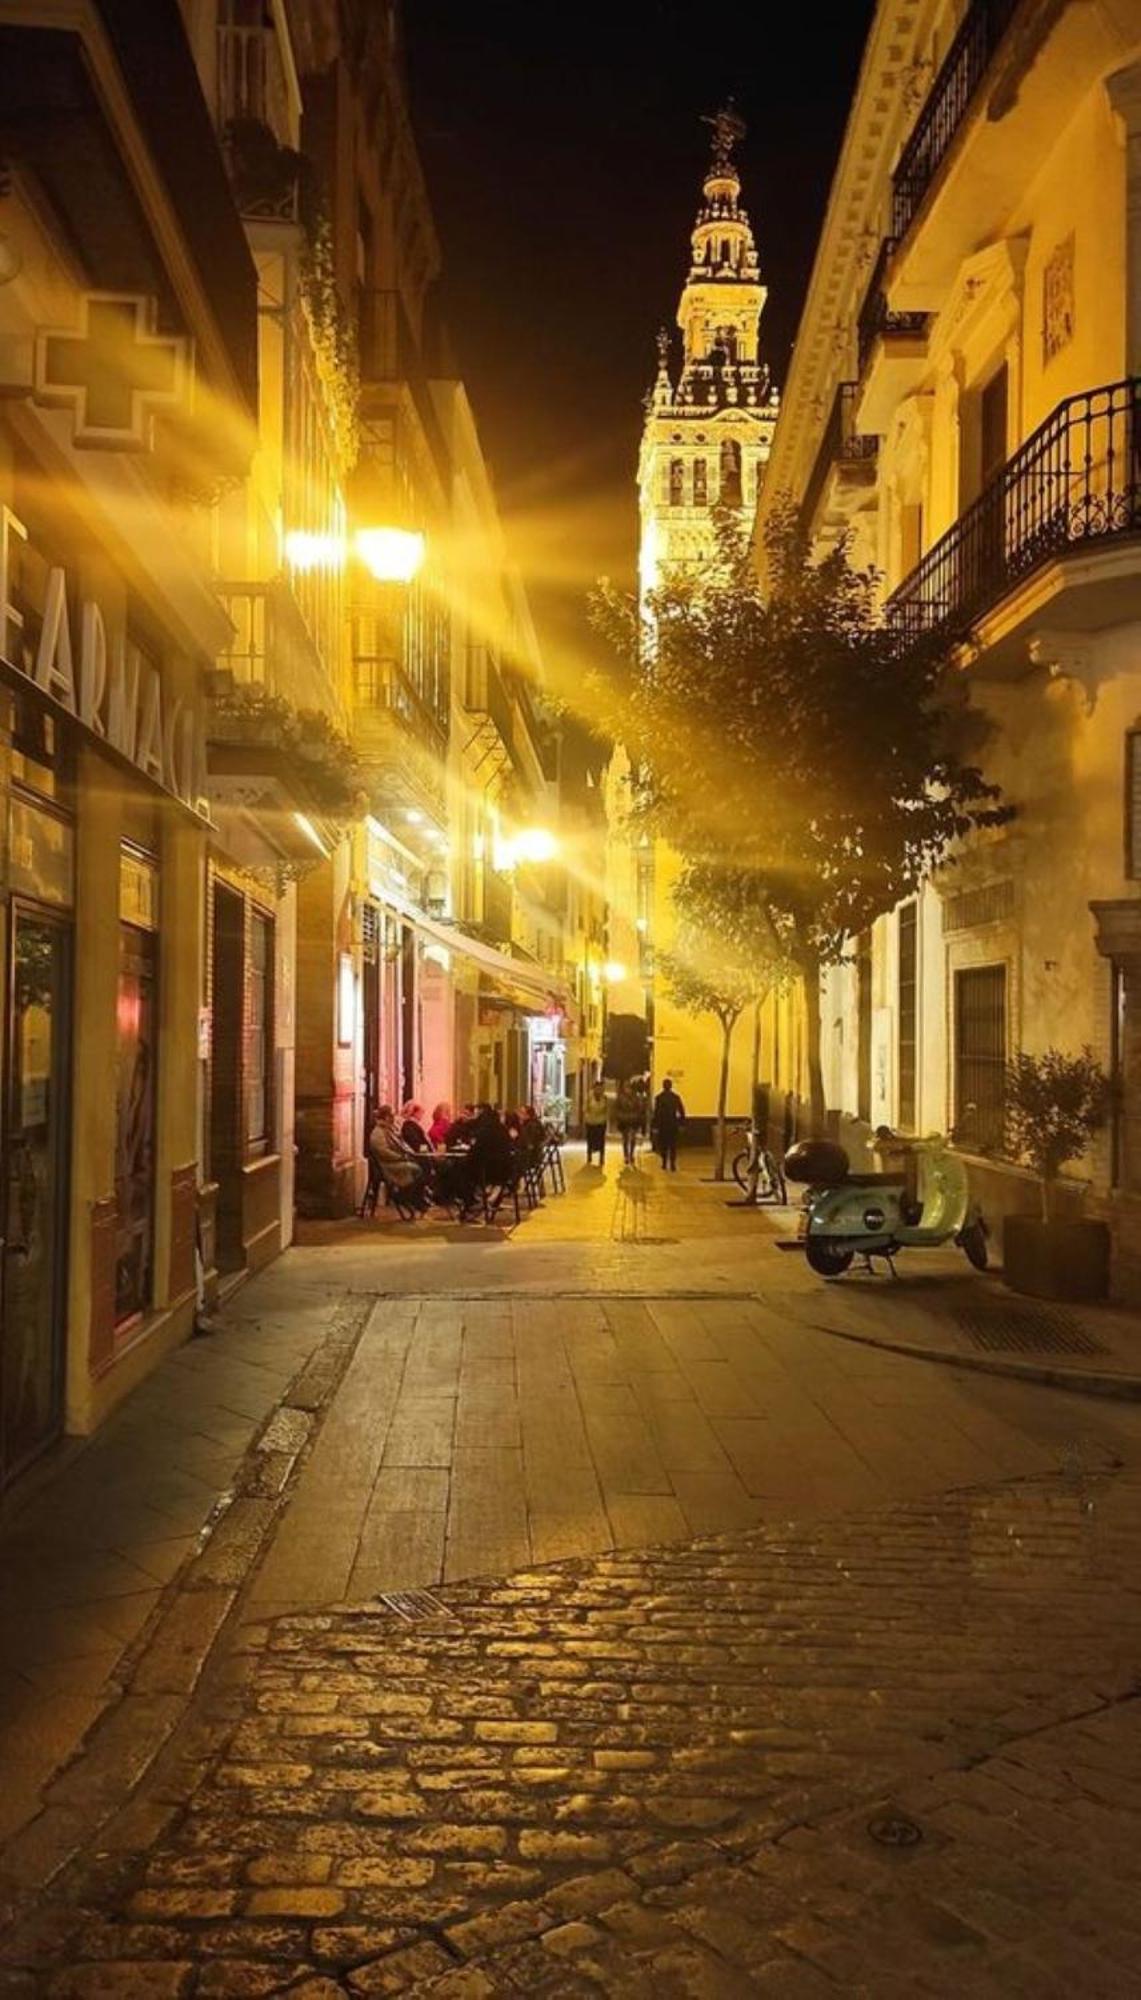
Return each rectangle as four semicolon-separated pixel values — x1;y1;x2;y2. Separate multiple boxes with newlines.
888;0;1103;305
801;383;878;537
215;20;301;223
208;578;350;861
885;379;1141;658
854;237;927;434
216;578;342;724
358;289;451;486
890;0;1020;246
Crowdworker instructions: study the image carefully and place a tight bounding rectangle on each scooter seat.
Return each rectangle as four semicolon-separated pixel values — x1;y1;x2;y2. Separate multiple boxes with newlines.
844;1173;907;1188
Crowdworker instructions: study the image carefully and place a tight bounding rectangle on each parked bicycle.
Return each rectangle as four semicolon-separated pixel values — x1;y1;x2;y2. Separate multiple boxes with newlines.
728;1120;788;1206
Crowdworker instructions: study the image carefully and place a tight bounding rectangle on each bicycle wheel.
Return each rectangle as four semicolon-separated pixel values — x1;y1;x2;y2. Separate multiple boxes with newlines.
731;1149;752;1193
761;1151;788;1204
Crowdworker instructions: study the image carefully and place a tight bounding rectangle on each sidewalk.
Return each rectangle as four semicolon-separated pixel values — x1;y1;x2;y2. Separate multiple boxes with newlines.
774;1255;1141;1399
0;1260;340;1850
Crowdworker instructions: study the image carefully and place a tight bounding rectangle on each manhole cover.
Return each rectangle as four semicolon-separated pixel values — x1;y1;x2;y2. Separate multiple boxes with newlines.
953;1302;1106;1356
867;1812;923;1848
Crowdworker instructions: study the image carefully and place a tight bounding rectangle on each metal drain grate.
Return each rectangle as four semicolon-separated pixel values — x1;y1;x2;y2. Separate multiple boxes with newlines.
953;1303;1107;1357
372;1589;456;1622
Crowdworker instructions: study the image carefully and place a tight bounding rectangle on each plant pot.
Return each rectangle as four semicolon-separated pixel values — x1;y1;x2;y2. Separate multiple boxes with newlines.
1002;1216;1110;1303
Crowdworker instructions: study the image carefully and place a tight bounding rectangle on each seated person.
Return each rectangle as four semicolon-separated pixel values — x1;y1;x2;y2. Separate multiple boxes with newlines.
428;1101;454;1149
400;1101;430;1151
369;1106;432;1210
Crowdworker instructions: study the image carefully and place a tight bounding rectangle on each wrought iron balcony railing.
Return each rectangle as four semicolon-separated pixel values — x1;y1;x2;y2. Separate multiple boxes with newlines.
856;238;928;378
885;378;1141;642
801;382;878;529
354;651;448;754
891;0;1021;242
217;577;342;722
465;646;515;752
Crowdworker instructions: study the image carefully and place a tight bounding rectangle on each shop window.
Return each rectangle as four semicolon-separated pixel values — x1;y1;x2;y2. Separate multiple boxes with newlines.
897;903;918;1132
954;964;1006;1153
115;854;159;1326
246;909;273;1151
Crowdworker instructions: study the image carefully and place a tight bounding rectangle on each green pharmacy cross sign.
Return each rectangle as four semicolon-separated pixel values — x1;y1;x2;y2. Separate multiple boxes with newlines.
34;293;191;451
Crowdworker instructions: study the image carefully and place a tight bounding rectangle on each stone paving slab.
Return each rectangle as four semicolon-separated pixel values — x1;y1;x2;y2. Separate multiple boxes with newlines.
11;1458;1141;1993
0;1267;343;1854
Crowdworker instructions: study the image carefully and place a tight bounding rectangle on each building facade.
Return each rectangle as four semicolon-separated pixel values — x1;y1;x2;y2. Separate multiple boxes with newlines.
608;112;780;1126
0;0;259;1484
754;0;1141;1290
0;0;574;1489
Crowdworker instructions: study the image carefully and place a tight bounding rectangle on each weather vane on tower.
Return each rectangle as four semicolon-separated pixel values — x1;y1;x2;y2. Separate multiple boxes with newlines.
701;100;747;168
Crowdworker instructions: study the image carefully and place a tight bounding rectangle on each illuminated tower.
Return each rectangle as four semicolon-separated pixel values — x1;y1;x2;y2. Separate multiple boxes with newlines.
639;106;779;603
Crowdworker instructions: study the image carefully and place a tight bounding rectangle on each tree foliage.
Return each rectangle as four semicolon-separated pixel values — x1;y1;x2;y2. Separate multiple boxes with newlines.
590;508;1012;1124
1004;1046;1111;1219
659;932;755;1180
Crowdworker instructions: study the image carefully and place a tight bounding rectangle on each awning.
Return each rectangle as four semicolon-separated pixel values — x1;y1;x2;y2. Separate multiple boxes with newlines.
368;880;569;1011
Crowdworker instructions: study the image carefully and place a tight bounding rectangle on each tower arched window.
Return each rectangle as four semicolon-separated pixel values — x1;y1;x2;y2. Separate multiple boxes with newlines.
669;459;685;506
693;458;708;506
720;438;742;506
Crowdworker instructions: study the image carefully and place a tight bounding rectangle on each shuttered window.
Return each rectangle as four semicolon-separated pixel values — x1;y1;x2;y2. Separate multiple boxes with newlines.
954;964;1006;1152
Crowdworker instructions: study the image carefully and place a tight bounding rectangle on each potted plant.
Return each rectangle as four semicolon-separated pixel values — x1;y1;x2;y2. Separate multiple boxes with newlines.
1002;1046;1112;1301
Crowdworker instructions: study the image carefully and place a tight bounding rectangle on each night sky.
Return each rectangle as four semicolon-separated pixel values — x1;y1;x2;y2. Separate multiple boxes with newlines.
404;1;874;668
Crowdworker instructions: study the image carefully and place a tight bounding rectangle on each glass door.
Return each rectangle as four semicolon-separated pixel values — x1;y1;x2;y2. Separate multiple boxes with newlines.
1;907;71;1487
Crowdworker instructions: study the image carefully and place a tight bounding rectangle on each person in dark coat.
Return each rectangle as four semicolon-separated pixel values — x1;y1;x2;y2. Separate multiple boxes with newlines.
650;1077;685;1172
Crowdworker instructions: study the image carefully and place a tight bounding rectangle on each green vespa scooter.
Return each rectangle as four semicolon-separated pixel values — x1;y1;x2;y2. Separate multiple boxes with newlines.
777;1129;989;1278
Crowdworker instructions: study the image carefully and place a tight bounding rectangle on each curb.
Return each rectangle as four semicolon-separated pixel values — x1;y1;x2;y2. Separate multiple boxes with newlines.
0;1291;376;1908
799;1314;1141;1401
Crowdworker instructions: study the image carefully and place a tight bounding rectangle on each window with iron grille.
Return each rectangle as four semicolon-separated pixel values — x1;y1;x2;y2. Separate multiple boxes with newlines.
246;909;273;1150
954;963;1006;1152
1126;731;1141;879
898;903;918;1131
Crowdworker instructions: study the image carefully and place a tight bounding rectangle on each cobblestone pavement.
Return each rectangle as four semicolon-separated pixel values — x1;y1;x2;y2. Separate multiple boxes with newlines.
6;1157;1141;1991
4;1456;1141;1994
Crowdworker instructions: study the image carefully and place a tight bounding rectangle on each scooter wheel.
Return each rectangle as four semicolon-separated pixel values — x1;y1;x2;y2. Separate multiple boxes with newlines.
731;1150;751;1193
806;1238;854;1278
960;1220;989;1271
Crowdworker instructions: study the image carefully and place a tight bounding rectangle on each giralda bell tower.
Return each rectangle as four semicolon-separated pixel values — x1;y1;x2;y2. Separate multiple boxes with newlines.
639;105;780;604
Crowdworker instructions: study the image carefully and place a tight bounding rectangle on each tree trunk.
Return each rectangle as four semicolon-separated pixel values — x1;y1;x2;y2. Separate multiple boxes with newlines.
714;1015;735;1180
802;959;826;1136
750;997;762;1103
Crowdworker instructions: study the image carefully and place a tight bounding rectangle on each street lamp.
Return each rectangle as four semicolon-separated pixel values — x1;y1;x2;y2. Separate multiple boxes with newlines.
355;527;425;583
282;527;426;582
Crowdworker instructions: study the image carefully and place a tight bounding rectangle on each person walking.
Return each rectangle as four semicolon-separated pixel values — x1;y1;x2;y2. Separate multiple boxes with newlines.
615;1078;641;1166
650;1077;685;1172
584;1080;609;1167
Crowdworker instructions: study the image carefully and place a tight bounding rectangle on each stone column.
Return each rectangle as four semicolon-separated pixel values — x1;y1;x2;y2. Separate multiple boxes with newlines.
1108;63;1141;376
68;747;121;1422
154;799;205;1313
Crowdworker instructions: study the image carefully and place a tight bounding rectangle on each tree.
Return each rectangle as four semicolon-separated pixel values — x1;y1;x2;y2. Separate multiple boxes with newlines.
589;508;1011;1130
1004;1047;1111;1220
659;941;753;1181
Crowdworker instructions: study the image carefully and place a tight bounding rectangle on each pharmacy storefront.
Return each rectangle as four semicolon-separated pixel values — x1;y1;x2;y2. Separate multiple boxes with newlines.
0;463;212;1486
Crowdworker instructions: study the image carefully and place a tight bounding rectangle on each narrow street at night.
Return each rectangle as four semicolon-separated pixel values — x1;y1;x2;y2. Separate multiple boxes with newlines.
5;0;1141;1989
4;1158;1141;1993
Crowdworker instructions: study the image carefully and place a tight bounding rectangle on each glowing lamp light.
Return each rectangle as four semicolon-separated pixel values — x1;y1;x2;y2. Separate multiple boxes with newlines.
510;828;559;865
285;530;345;572
355;527;426;583
603;961;627;984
